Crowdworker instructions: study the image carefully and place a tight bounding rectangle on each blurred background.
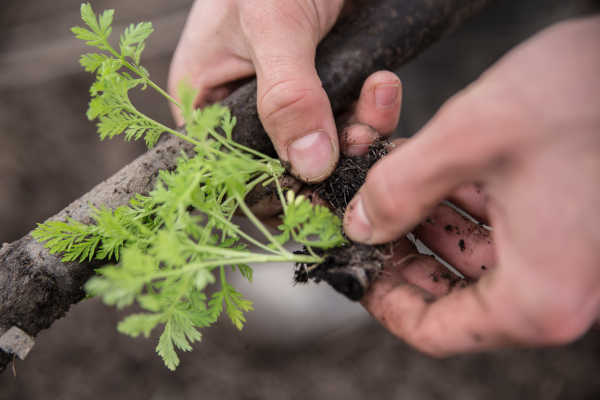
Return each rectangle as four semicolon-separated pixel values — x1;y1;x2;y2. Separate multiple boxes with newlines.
1;0;600;399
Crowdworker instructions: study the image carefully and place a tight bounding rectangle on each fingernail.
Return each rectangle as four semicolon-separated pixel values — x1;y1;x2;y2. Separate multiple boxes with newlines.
345;195;372;242
375;83;399;108
288;131;334;181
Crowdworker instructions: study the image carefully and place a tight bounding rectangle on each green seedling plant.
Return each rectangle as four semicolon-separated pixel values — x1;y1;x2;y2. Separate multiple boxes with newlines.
33;3;346;370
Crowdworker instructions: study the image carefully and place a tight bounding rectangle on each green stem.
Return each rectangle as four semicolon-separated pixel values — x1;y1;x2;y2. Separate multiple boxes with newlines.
234;193;288;254
204;210;280;255
126;105;204;148
153;252;322;280
103;41;182;109
274;178;287;214
209;129;276;162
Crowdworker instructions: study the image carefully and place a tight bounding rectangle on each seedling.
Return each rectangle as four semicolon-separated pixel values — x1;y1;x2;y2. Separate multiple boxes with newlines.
33;4;346;370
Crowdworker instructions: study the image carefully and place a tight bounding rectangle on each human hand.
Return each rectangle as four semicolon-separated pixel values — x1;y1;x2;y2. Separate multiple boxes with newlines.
343;17;600;355
169;0;356;182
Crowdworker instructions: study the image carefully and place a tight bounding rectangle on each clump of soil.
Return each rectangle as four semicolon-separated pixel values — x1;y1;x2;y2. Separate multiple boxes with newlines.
294;243;386;301
295;138;392;300
312;137;391;214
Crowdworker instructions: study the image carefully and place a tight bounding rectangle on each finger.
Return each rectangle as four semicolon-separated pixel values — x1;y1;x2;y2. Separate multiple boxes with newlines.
362;271;506;355
247;24;338;183
343;84;511;244
447;183;489;225
390;241;465;299
352;71;402;135
168;1;255;126
370;238;463;300
414;204;495;279
169;54;255;126
340;71;402;156
340;124;380;157
363;258;597;356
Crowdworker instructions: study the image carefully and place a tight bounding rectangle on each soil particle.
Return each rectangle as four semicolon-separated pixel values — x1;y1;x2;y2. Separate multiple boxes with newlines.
458;239;466;252
481;265;487;270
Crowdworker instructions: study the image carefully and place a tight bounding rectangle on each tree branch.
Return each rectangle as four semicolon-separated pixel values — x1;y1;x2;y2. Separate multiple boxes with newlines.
0;0;491;372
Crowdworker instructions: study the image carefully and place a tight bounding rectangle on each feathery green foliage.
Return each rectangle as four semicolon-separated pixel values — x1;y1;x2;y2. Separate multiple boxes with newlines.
33;3;346;371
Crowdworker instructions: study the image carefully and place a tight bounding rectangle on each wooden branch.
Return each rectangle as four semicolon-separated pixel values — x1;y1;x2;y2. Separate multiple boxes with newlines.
0;0;491;372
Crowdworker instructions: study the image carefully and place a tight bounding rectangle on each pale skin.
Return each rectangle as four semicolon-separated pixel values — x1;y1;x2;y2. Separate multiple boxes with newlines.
170;0;600;355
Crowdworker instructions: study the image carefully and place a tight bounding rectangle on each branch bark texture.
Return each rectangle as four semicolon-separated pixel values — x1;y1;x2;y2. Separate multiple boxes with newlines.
0;0;491;371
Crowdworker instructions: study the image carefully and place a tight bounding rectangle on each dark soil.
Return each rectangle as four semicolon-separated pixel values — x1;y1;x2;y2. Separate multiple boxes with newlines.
297;139;391;300
313;138;391;214
294;243;386;301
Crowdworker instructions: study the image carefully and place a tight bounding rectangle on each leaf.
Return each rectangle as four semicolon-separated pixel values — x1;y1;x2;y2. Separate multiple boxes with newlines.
98;9;115;35
219;283;253;330
79;53;110;73
85;276;136;309
234;264;253;282
71;26;103;48
80;3;101;34
156;323;179;371
120;22;154;61
193;268;216;291
118;313;162;338
178;81;198;126
73;4;113;50
280;191;347;250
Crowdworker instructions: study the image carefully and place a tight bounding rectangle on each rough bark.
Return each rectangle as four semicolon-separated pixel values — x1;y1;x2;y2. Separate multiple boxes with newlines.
0;0;491;372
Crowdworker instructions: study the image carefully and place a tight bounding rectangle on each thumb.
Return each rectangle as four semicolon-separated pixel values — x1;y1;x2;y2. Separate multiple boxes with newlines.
344;88;508;244
248;23;339;182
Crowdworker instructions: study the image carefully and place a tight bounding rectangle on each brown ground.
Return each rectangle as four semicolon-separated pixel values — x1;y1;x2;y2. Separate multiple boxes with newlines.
1;1;599;399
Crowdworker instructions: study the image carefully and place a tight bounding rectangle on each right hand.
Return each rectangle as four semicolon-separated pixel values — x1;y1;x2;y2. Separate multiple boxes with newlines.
344;17;600;355
169;0;350;183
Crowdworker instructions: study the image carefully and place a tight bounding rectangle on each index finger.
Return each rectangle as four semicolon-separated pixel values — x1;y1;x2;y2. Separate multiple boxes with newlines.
362;268;526;356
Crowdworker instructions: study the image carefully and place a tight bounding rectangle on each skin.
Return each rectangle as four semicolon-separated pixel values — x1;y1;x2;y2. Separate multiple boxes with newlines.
344;17;600;355
170;1;600;355
169;0;345;182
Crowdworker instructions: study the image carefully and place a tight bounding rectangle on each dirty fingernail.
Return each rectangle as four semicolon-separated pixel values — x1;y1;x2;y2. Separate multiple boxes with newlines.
375;83;399;108
345;194;372;242
288;131;334;182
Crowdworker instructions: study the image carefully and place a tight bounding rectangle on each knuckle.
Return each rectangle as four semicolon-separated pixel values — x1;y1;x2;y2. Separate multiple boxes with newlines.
257;78;315;126
239;0;326;42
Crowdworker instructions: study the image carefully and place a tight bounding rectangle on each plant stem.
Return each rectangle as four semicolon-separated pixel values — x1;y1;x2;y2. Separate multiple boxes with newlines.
234;193;288;255
204;210;280;255
154;252;322;280
103;41;182;109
